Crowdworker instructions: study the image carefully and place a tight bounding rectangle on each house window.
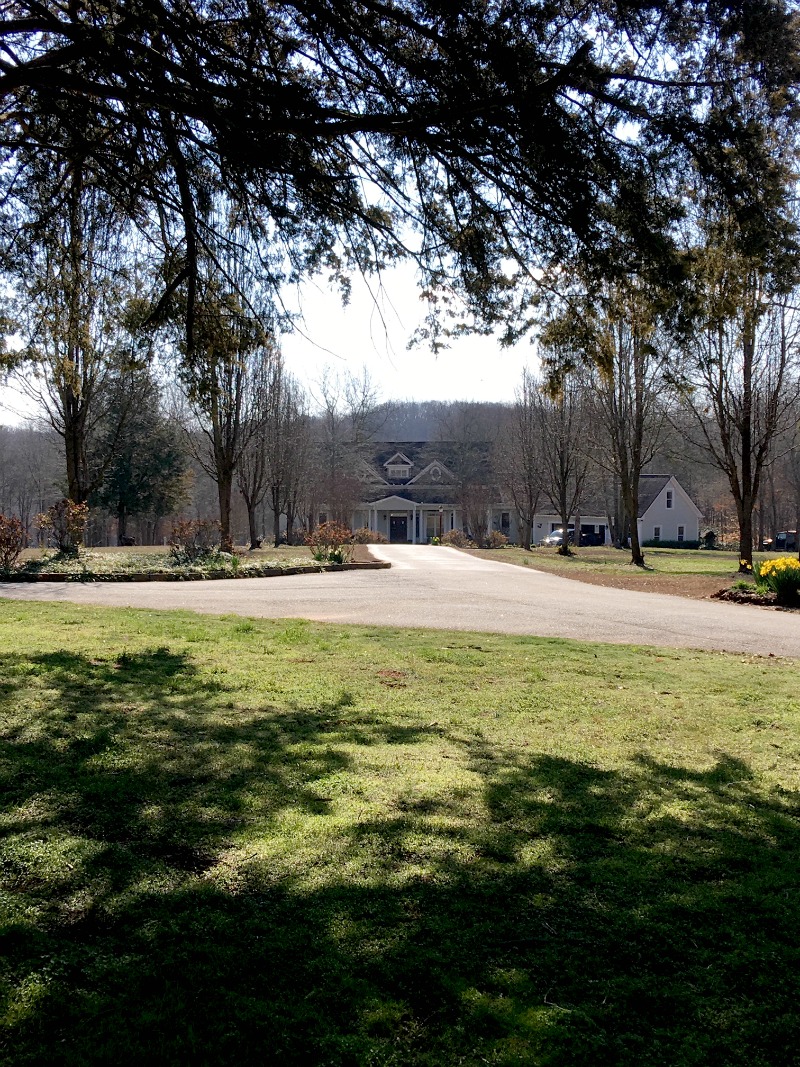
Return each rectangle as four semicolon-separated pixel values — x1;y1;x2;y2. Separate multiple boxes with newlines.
431;466;442;481
501;512;510;530
677;525;685;543
653;526;661;542
666;490;673;509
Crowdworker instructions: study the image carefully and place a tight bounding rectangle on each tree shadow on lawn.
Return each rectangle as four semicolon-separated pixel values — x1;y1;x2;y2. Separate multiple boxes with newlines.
1;649;799;1066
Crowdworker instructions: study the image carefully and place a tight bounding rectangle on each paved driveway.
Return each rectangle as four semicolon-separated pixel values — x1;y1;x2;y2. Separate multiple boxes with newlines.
2;544;799;657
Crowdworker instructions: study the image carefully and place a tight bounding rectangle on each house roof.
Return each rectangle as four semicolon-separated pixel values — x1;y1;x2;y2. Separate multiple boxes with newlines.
638;474;703;518
408;459;456;485
535;475;697;519
383;451;413;467
637;475;672;516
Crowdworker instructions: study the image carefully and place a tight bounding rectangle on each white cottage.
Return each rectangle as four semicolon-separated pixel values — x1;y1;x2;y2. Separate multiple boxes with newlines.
635;474;703;545
526;474;702;546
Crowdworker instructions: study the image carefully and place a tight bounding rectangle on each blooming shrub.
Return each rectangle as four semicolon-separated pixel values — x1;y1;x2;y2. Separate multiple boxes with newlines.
441;529;473;548
305;521;354;564
169;519;222;564
352;527;388;544
0;514;25;572
756;557;800;606
36;499;89;555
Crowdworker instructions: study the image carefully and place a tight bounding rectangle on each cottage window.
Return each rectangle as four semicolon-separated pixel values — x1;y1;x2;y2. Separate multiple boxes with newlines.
677;525;685;542
653;526;661;542
501;512;510;530
666;490;673;509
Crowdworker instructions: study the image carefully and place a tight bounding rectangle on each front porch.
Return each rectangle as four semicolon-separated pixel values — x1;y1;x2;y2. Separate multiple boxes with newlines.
354;495;457;543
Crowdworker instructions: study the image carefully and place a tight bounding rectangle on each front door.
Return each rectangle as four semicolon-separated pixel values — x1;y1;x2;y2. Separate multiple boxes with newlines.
390;516;408;543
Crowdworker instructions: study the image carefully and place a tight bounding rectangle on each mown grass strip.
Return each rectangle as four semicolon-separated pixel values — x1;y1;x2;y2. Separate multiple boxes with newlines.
469;545;751;578
1;600;799;1065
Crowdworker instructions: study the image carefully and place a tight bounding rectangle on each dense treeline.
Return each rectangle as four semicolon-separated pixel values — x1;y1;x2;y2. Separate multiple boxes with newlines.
2;386;799;553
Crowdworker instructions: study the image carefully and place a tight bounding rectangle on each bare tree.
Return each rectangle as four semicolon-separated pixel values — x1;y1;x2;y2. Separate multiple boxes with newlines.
181;280;277;551
673;246;800;570
534;372;590;556
315;366;381;526
436;401;500;546
0;423;62;540
539;281;670;565
495;370;543;549
237;356;311;548
587;298;670;566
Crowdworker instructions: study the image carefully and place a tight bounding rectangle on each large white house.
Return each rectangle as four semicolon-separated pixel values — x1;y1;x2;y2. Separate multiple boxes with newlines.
339;444;702;545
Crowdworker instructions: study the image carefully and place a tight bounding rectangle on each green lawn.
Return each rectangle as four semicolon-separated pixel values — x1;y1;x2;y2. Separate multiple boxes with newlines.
469;545;752;579
1;600;799;1065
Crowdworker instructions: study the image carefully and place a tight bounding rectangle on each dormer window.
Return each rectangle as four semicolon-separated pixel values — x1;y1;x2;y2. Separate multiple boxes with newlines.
430;465;442;481
384;452;413;481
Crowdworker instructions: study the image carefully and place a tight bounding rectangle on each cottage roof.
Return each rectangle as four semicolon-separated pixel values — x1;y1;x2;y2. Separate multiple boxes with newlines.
637;475;672;516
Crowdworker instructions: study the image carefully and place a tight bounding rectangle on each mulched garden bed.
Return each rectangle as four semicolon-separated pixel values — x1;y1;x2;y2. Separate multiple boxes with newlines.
1;544;388;582
711;586;799;611
0;560;390;582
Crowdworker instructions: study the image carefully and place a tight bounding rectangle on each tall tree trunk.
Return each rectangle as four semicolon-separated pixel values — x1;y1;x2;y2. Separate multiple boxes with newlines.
217;470;234;552
737;313;755;571
246;501;259;549
558;488;571;556
521;517;532;550
622;483;645;567
285;501;297;545
736;491;755;571
270;484;282;546
117;503;127;544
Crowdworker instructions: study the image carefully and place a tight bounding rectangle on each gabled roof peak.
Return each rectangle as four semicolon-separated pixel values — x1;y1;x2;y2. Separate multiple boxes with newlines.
384;451;413;467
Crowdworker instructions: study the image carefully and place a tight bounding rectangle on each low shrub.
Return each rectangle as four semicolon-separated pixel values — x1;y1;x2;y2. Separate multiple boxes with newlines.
755;556;800;606
352;527;388;544
169;519;222;564
486;530;509;549
441;529;474;548
305;521;354;564
36;499;89;555
0;514;25;572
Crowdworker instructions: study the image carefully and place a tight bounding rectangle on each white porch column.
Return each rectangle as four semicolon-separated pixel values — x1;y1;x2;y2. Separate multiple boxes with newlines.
412;505;417;543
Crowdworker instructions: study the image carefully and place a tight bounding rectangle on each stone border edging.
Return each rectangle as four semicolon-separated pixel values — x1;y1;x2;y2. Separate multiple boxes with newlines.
0;560;391;583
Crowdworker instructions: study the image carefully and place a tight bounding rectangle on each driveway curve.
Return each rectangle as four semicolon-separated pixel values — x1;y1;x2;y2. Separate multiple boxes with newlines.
2;544;798;657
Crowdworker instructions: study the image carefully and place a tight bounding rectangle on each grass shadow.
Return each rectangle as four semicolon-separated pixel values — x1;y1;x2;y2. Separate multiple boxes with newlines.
1;652;799;1065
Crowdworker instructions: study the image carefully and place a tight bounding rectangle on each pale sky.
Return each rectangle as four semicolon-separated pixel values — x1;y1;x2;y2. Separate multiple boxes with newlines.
280;260;536;408
0;261;537;425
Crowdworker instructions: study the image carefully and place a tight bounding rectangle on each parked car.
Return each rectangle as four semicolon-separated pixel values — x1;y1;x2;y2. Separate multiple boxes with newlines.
542;528;575;546
775;530;798;551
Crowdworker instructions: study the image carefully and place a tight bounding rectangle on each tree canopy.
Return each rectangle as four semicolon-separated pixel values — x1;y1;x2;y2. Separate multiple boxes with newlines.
2;1;799;342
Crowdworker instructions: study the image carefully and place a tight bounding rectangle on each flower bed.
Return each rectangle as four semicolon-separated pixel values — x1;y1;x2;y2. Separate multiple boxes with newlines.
755;556;800;606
